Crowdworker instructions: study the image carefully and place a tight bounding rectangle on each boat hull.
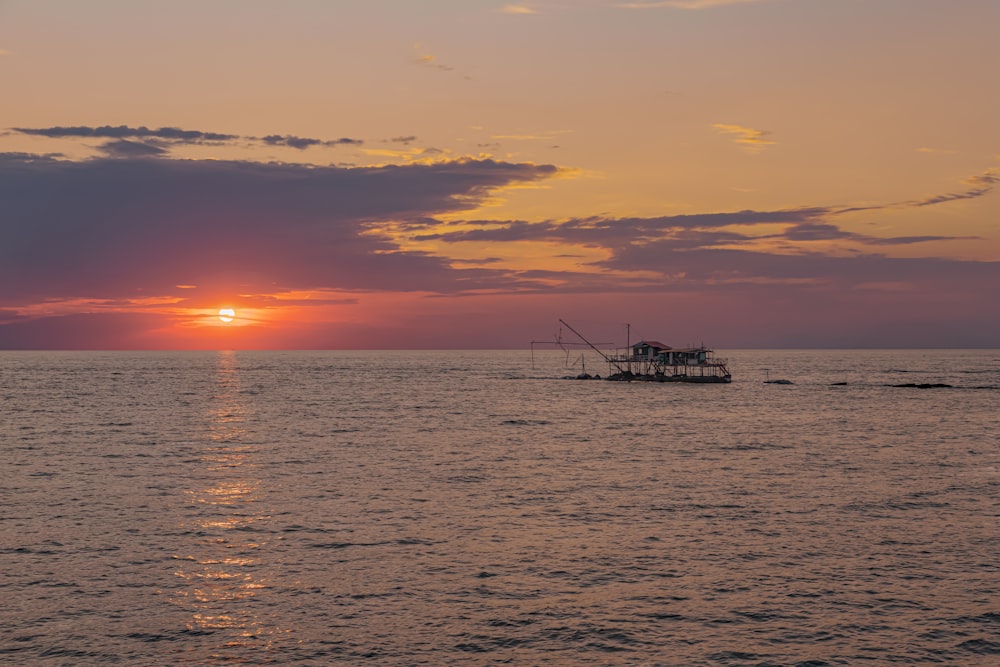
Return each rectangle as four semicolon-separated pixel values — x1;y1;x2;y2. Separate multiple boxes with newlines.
661;374;731;383
605;372;731;383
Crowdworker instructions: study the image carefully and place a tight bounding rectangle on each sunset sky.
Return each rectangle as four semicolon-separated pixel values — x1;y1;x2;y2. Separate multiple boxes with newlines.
2;0;998;349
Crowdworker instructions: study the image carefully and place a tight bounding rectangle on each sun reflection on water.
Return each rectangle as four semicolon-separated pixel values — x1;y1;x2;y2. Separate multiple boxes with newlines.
170;350;289;659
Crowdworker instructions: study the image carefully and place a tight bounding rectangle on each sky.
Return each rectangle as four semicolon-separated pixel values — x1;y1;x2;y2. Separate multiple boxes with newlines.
1;0;998;349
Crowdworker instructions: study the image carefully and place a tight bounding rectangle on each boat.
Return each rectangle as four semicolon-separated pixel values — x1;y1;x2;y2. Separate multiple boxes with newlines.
555;320;732;384
605;341;732;383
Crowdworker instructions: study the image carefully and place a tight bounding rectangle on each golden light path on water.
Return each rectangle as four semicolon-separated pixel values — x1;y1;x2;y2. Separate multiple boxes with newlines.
171;351;289;659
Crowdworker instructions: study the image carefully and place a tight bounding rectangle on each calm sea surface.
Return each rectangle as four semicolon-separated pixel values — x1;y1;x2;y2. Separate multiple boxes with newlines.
1;349;998;666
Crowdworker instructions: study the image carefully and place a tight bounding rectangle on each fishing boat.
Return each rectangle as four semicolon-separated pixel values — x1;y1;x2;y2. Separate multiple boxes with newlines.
605;340;731;383
554;320;732;383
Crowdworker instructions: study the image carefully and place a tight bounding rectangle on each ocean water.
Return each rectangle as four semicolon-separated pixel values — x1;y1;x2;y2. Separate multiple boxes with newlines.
1;349;997;666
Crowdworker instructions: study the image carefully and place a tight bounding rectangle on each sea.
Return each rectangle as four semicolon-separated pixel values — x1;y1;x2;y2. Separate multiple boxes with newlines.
1;349;997;666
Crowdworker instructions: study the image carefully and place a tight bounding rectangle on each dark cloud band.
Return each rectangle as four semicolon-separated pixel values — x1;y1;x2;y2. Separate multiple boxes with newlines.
12;124;364;153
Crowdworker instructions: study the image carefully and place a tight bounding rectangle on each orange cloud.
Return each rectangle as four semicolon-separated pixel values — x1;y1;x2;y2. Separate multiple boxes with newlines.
712;123;777;151
500;5;537;14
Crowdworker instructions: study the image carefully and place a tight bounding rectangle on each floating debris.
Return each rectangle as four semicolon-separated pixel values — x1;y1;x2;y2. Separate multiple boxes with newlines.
764;370;793;385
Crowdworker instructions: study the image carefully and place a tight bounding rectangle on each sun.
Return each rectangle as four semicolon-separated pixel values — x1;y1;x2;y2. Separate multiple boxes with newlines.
218;308;236;323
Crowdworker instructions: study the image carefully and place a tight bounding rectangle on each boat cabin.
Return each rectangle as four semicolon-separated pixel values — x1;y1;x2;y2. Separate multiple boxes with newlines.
633;341;708;366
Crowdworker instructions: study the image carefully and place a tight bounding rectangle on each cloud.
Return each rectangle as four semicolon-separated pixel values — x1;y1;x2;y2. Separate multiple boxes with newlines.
595;242;999;295
262;135;363;150
13;125;238;142
416;207;971;257
501;4;538;14
824;168;1000;217
713;123;777;150
782;222;969;246
18;145;931;309
0;312;165;350
0;153;559;305
916;147;957;155
0;309;26;324
11;125;364;153
910;169;1000;207
99;139;169;158
416;209;827;246
411;45;472;79
1;132;997;348
0;151;64;162
262;135;324;149
413;53;454;72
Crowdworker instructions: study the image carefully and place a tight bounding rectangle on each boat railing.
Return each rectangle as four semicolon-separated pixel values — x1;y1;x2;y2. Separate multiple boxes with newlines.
603;351;729;373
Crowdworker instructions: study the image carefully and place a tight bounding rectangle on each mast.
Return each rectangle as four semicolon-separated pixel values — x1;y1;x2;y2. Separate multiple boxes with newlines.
558;319;627;374
626;322;631;374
